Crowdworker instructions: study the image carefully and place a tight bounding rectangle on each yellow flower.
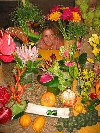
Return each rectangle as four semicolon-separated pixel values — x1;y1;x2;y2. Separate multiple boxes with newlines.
49;11;61;21
92;34;99;44
82;69;88;75
92;48;100;56
87;58;94;63
88;37;94;46
72;12;81;22
92;43;97;48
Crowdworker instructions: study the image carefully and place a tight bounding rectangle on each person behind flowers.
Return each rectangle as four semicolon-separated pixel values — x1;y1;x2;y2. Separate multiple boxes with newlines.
37;26;64;50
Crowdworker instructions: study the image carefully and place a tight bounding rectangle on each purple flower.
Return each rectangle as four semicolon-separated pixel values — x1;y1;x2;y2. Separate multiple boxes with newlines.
40;73;53;83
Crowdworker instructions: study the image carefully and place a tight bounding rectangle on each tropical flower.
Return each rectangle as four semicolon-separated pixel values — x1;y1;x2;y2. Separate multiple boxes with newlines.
40;73;53;83
0;54;14;63
16;45;38;64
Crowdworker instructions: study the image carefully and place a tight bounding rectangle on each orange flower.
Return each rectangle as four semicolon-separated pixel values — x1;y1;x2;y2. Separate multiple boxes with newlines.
72;12;81;22
49;11;61;21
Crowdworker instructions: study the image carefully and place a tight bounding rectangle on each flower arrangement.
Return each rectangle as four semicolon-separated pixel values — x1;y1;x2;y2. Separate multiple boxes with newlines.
10;0;45;42
47;5;87;40
38;42;87;94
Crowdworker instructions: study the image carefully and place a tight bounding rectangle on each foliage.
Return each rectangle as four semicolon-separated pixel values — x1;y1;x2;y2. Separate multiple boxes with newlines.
66;22;88;40
38;42;87;92
10;0;45;42
76;0;100;32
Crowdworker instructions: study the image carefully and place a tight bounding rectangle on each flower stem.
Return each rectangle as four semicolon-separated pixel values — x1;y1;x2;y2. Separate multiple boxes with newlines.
58;19;67;40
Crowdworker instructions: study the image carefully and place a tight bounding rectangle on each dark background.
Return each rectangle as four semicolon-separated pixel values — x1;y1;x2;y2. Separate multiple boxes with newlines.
0;0;75;29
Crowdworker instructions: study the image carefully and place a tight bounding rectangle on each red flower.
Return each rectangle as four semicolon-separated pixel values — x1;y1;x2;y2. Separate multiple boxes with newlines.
0;54;14;62
0;33;16;55
0;86;11;104
89;93;97;100
0;106;12;124
40;73;53;83
61;8;73;21
50;5;60;13
71;7;81;15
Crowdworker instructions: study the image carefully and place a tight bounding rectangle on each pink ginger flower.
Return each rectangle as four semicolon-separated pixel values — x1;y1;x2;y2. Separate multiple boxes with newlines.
16;45;38;64
40;73;53;83
64;61;74;67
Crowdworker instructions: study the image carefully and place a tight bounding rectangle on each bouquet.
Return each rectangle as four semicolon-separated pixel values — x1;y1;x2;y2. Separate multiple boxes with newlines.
38;42;87;94
47;5;85;40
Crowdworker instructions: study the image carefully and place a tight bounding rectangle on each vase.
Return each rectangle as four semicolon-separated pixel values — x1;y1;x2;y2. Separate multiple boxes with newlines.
64;40;75;52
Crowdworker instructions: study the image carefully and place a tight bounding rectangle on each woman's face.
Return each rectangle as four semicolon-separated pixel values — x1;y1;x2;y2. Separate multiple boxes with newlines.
42;29;55;46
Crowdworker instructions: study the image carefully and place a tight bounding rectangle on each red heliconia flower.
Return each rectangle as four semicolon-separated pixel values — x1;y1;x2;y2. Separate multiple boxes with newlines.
0;86;11;104
40;73;53;83
0;54;14;62
50;5;60;13
61;8;73;21
0;106;12;124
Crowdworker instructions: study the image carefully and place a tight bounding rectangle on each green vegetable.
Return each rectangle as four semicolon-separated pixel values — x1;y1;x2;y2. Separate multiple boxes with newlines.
11;100;26;116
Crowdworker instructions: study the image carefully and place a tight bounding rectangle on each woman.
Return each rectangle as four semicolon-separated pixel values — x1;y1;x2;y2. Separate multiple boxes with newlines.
37;27;63;50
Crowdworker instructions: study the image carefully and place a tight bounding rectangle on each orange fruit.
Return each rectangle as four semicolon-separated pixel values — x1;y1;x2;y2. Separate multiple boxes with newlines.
32;116;45;132
41;92;56;107
19;114;31;127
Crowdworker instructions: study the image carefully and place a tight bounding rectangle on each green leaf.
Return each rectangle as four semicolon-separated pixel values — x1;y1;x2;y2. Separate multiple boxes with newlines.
12;111;25;120
69;65;78;79
14;55;23;67
78;53;87;67
11;100;26;116
26;60;32;69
